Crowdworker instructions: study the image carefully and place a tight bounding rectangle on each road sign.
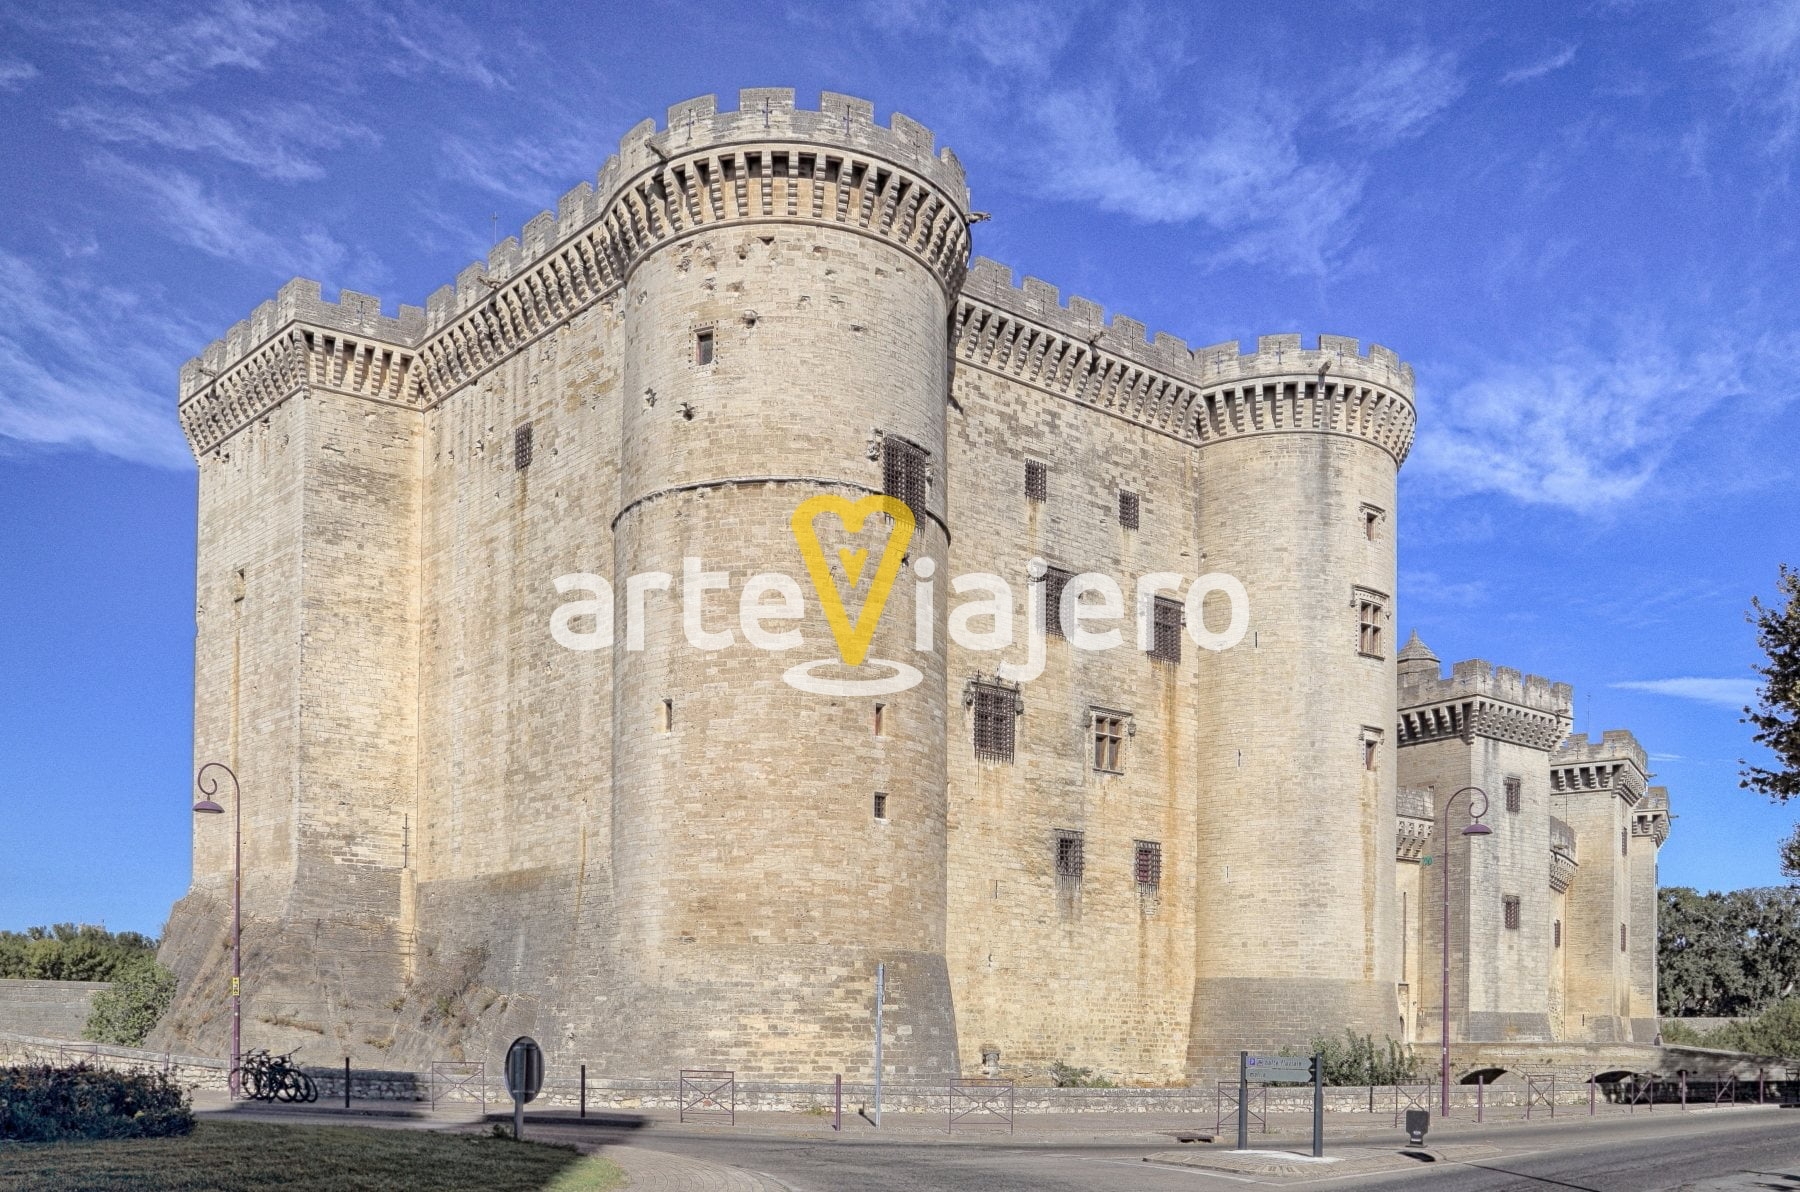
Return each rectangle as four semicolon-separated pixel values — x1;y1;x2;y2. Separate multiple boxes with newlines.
505;1036;544;1102
1245;1055;1314;1083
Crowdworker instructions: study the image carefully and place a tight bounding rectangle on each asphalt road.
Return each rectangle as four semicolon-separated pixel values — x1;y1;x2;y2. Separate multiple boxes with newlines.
576;1107;1800;1191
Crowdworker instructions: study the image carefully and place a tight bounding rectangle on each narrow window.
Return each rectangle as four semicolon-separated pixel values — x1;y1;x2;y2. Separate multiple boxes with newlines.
1118;490;1140;530
233;568;246;603
1361;503;1384;542
1149;596;1183;664
1364;739;1378;772
1503;895;1521;930
694;328;715;365
1054;830;1084;883
970;682;1016;763
1134;840;1162;895
1553;919;1562;948
1621;923;1629;953
1621;825;1629;856
1024;459;1047;502
1356;593;1387;658
1042;565;1073;638
882;435;929;525
872;792;888;821
659;698;673;733
513;423;534;470
1092;713;1126;773
1505;777;1522;814
873;703;885;736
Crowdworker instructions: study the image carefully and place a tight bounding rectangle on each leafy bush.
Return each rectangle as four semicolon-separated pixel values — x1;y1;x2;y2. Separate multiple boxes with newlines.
1667;997;1800;1057
1284;1030;1420;1086
0;924;158;982
1048;1060;1114;1088
84;960;176;1046
0;1064;193;1141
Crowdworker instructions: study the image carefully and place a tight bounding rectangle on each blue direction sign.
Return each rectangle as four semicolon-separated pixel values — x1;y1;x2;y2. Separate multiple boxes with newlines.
1245;1054;1314;1083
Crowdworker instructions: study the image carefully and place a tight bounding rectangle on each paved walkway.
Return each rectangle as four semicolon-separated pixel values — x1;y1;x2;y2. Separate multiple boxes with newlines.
601;1145;793;1191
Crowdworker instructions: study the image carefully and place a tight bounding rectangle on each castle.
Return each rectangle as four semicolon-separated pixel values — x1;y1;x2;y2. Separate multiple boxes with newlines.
152;89;1669;1083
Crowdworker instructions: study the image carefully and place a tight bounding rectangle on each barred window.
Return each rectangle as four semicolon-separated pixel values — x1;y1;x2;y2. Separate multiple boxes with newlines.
1025;459;1047;502
1042;565;1073;638
883;435;929;525
971;682;1016;763
1621;923;1628;953
1118;490;1140;530
1093;713;1126;773
1553;919;1562;948
1621;825;1629;856
1503;895;1521;931
1150;596;1182;664
1505;777;1522;813
1055;830;1084;881
1134;840;1162;894
514;423;533;470
873;792;888;821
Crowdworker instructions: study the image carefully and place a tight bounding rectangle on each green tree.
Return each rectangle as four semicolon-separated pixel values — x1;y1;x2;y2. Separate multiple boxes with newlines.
1742;565;1800;873
0;924;157;982
1659;886;1800;1016
83;959;176;1046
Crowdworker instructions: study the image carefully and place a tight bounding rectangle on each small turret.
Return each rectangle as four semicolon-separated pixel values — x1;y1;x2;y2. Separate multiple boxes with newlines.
1396;631;1439;680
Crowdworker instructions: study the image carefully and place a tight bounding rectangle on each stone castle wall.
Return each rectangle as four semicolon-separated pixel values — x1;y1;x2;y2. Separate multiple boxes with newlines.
153;88;1594;1089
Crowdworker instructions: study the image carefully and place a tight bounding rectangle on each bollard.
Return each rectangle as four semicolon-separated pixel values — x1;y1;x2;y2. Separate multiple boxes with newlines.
344;1057;351;1109
1589;1073;1596;1116
834;1073;842;1133
580;1064;586;1119
1680;1072;1688;1110
1477;1075;1484;1123
1237;1051;1249;1152
1759;1069;1766;1105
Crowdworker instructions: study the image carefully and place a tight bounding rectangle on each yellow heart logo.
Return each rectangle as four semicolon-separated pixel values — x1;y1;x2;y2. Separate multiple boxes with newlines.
791;494;915;667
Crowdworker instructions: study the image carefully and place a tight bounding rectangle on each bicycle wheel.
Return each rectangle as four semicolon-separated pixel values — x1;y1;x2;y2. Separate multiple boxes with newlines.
298;1071;319;1104
274;1067;302;1102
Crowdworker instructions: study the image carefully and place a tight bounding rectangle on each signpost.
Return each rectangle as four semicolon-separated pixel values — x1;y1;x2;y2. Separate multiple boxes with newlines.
1237;1051;1326;1158
504;1036;544;1141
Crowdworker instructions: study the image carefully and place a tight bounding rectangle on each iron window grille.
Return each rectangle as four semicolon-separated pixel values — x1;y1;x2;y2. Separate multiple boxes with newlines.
1149;596;1182;664
1042;565;1073;639
1024;459;1047;502
1054;830;1084;882
1118;490;1140;530
1503;895;1521;930
873;792;888;821
1134;840;1162;895
883;435;929;525
1553;919;1562;948
1621;923;1628;953
1505;777;1522;813
1621;825;1629;856
514;423;534;470
970;681;1018;763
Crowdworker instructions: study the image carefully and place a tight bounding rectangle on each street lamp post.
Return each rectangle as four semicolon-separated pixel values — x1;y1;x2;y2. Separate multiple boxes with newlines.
1439;785;1491;1118
192;762;240;1098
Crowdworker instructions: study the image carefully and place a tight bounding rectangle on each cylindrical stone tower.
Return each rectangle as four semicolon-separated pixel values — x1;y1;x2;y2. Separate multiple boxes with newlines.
1185;335;1417;1074
606;90;970;1078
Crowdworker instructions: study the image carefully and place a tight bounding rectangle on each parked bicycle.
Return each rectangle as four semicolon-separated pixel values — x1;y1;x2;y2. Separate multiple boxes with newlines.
231;1047;319;1103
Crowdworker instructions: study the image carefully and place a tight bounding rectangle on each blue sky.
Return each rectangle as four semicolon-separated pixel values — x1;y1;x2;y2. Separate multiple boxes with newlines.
2;0;1797;935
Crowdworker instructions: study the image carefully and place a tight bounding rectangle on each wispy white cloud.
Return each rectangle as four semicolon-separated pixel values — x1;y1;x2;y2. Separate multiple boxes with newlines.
1400;570;1488;606
377;1;515;89
436;123;607;206
1612;678;1761;708
1331;47;1465;145
92;154;350;279
1706;0;1800;147
1502;44;1578;85
1410;319;1793;513
60;103;380;183
867;0;1088;75
0;58;37;90
0;250;193;468
35;0;319;93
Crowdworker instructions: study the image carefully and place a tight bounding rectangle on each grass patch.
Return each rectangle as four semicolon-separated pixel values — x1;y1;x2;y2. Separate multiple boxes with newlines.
0;1119;624;1191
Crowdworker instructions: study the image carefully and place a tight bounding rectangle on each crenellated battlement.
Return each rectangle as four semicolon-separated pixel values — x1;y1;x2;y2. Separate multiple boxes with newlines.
957;257;1418;463
1398;657;1574;717
1551;731;1649;804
